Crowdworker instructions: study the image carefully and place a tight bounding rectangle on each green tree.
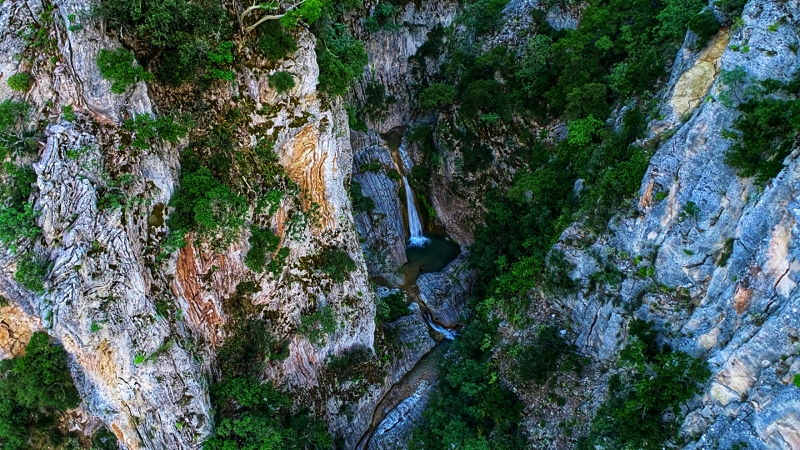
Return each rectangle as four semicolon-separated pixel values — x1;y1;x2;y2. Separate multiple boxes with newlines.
419;83;457;111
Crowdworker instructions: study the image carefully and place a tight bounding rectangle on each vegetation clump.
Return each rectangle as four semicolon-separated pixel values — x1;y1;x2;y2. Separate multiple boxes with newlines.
512;325;582;385
268;71;296;93
578;320;711;449
722;74;800;184
0;332;83;449
96;48;153;94
6;73;31;92
316;246;356;282
244;226;280;273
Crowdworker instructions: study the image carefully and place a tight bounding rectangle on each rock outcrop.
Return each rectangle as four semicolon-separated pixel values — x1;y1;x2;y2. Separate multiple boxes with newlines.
548;1;800;448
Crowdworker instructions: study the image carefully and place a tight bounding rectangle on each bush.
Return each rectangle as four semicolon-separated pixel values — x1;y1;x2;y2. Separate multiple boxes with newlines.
415;320;526;449
94;0;230;84
578;321;710;450
14;253;48;294
513;325;582;384
268;71;296;93
298;305;337;345
6;73;31;92
316;247;356;282
689;9;721;47
365;3;398;33
349;179;375;213
419;83;456;111
96;48;153;94
724;93;800;184
124;114;189;150
0;331;81;449
256;21;298;61
375;291;410;324
315;24;368;97
244;226;280;273
167;166;248;247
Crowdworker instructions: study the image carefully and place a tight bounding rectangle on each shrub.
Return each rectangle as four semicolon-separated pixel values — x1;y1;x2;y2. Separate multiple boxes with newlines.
124;114;189;150
415;320;526;449
365;3;398;33
256;21;298;61
298;305;337;345
96;48;153;94
375;291;409;324
349;179;375;213
6;73;31;92
578;321;710;450
724;95;800;184
15;253;48;294
0;331;81;449
206;41;235;81
268;71;295;93
316;247;356;282
512;325;581;384
94;0;230;84
419;83;457;111
689;9;721;47
794;374;800;388
244;226;280;273
315;24;368;97
167;166;248;247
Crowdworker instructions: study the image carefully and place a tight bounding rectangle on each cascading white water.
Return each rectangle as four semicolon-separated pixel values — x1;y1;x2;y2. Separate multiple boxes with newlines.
420;306;456;340
397;137;414;173
402;175;430;248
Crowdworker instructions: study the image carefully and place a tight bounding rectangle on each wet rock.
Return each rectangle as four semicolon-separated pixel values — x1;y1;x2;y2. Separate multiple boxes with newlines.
416;253;476;327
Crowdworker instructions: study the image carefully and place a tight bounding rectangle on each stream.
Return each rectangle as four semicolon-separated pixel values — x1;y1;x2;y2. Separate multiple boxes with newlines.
354;128;463;449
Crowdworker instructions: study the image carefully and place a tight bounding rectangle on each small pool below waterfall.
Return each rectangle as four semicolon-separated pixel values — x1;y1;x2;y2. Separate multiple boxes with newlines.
402;234;460;280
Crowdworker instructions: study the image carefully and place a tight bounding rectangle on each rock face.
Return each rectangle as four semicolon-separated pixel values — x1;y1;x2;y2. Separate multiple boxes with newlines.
416;253;475;327
354;1;460;133
547;1;800;448
351;134;407;285
0;0;377;448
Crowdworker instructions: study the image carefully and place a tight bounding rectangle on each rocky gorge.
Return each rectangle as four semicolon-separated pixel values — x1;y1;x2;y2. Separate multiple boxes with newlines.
0;0;799;449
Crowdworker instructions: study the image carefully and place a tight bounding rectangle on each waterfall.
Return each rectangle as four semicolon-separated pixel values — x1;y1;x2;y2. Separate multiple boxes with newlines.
397;137;414;173
420;306;456;340
402;175;429;248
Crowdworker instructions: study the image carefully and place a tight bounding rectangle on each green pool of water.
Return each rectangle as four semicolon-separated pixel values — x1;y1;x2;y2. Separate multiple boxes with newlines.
402;234;460;282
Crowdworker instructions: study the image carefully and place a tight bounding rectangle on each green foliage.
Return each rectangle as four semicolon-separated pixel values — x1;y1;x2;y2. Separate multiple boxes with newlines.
794;374;800;388
6;73;31;92
15;253;48;294
268;71;296;93
316;247;356;282
92;427;119;450
208;284;329;450
657;0;707;43
205;376;332;450
415;320;526;449
375;291;410;324
256;21;298;61
94;0;230;84
298;305;337;346
0;101;40;252
513;325;581;385
206;41;235;81
0;332;81;450
578;321;710;450
419;83;457;111
315;23;368;97
167;166;248;248
349;179;375;213
464;0;510;36
61;105;76;122
244;226;280;273
567;116;605;146
689;9;721;48
723;78;800;184
124;114;189;150
365;3;398;33
96;48;153;94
